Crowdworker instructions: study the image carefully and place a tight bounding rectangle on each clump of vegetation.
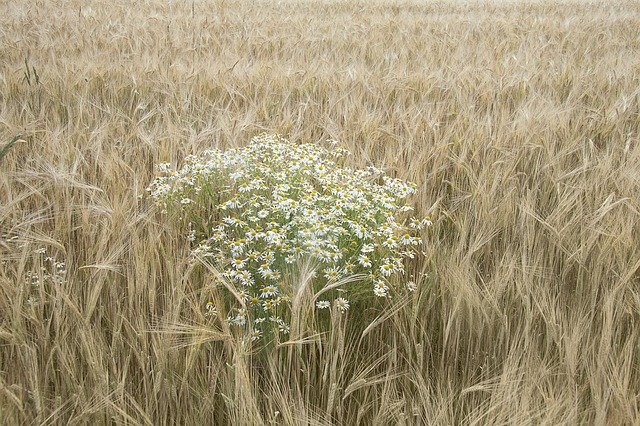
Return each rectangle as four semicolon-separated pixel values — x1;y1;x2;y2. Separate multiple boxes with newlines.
148;134;430;339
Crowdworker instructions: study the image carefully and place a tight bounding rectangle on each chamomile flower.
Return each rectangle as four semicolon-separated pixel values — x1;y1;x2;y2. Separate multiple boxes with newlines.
278;322;290;334
245;229;260;241
229;239;246;256
410;217;433;230
246;250;260;261
323;267;341;281
382;236;398;250
373;286;387;297
228;313;246;326
361;243;375;253
211;226;226;241
258;263;273;279
380;262;395;277
344;261;355;273
231;258;246;269
250;329;263;341
335;297;350;313
316;300;331;309
262;299;276;311
260;285;278;298
262;269;281;281
373;281;389;297
399;233;413;245
262;251;276;264
358;254;372;268
236;270;254;286
205;302;217;317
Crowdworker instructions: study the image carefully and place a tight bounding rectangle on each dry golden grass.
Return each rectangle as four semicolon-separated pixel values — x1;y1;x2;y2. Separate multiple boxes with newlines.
1;0;640;423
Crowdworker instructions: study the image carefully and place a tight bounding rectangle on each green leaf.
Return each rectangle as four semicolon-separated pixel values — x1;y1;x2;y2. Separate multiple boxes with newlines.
0;135;21;163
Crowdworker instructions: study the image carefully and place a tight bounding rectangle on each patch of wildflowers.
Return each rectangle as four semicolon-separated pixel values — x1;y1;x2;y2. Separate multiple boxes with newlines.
21;248;67;309
148;134;430;339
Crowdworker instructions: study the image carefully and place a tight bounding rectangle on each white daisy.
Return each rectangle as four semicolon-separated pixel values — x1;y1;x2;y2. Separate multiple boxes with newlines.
316;300;330;309
335;297;350;313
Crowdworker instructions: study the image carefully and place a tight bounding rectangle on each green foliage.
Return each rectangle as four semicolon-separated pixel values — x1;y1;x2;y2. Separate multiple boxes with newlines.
0;136;20;163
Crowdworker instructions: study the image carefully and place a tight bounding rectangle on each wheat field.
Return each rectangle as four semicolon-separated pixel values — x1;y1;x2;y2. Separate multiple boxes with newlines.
1;0;640;424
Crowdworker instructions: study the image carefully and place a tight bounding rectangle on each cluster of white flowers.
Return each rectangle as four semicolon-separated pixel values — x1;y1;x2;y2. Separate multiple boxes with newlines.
22;248;66;307
148;134;431;338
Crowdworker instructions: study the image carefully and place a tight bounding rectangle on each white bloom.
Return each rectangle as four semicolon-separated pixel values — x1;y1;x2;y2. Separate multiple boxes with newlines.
353;224;366;239
357;254;372;268
316;300;330;309
237;270;253;285
278;322;290;334
251;329;263;341
380;262;395;277
230;170;244;181
259;285;278;298
228;315;246;326
361;243;375;253
373;284;388;297
382;237;398;250
191;242;212;258
399;233;413;245
231;258;246;269
211;226;226;241
410;217;432;230
335;297;350;313
229;240;246;257
157;162;172;173
262;269;281;281
323;267;341;281
205;302;217;317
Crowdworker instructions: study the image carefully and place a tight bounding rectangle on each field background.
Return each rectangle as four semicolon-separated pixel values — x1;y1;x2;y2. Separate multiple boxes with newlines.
2;0;640;424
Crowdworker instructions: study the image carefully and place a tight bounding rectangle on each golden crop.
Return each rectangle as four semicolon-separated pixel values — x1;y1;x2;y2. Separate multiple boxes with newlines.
1;0;639;423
